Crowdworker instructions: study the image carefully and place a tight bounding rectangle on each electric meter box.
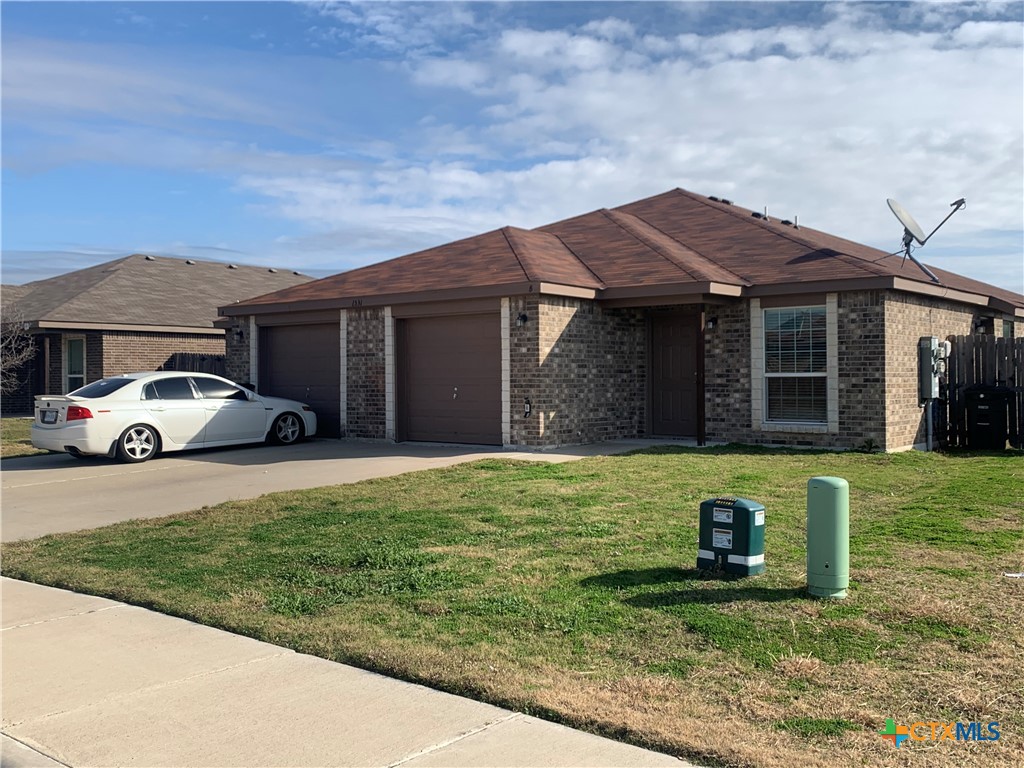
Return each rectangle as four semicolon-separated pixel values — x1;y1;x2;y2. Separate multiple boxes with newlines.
697;497;766;576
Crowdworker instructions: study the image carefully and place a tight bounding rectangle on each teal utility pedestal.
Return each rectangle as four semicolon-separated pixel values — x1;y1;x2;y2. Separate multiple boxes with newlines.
806;477;849;599
697;497;766;576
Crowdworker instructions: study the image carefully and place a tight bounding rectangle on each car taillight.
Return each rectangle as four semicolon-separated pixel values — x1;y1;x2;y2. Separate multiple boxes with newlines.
66;405;94;421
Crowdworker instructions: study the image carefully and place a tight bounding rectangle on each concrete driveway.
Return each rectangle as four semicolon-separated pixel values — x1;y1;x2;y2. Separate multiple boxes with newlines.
1;438;666;542
1;438;694;768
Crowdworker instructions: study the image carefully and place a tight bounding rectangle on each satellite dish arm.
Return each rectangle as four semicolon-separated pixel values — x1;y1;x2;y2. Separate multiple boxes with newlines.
921;198;966;245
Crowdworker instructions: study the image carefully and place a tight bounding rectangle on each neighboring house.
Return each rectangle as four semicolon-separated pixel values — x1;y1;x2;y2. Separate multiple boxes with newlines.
219;188;1023;450
1;254;311;415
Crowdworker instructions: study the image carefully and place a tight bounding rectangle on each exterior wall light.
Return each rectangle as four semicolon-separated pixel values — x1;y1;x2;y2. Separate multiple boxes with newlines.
516;313;529;327
705;317;718;331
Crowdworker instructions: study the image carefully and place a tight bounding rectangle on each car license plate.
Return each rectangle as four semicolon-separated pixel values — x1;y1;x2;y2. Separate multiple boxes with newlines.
41;410;58;424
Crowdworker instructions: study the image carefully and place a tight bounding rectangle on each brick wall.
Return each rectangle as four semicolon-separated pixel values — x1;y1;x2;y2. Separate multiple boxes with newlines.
347;307;386;439
703;301;752;444
509;295;645;447
508;295;540;445
706;291;887;450
883;291;976;450
224;318;251;384
835;291;886;448
101;331;224;376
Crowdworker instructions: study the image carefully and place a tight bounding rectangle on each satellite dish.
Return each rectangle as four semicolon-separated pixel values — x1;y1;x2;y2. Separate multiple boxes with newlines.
886;199;926;245
885;197;966;283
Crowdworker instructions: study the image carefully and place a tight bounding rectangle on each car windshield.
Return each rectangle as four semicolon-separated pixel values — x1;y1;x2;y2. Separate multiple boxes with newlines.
68;378;135;398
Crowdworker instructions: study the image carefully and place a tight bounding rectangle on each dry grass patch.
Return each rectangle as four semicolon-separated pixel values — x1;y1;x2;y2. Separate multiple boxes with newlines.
0;416;46;458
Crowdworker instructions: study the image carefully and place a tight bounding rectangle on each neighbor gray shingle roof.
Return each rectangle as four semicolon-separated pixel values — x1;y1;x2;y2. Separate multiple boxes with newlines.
6;254;312;329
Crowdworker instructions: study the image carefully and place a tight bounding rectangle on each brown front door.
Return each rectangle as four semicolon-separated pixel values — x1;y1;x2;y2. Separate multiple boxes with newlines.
650;310;700;437
397;314;501;445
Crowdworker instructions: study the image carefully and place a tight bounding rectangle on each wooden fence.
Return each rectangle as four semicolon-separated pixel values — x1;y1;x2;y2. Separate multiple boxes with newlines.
943;335;1023;449
161;352;227;378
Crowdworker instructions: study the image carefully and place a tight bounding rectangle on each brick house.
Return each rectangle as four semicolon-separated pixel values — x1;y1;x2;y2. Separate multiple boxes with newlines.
219;189;1023;450
1;254;311;415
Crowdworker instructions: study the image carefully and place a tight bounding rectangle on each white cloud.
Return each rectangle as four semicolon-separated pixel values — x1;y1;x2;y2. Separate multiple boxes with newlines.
5;3;1022;292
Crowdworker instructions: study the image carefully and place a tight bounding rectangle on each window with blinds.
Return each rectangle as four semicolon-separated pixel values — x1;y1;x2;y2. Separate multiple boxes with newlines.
763;306;827;423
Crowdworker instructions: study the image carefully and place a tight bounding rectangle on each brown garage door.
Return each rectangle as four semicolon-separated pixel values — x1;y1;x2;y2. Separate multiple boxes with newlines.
397;314;501;445
259;324;341;437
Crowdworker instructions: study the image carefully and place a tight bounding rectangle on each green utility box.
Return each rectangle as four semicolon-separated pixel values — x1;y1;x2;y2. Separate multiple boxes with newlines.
806;477;849;599
697;497;766;576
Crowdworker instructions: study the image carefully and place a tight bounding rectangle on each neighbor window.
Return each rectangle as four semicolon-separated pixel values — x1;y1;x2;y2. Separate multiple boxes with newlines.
64;336;85;393
763;306;827;423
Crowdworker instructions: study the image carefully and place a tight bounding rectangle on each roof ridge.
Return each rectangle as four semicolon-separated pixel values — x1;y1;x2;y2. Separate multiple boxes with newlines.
539;229;607;289
505;226;606;288
597;209;700;281
606;207;749;286
500;227;534;282
667;188;898;281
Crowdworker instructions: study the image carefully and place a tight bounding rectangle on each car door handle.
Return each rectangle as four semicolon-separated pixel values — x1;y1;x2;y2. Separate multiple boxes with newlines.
149;406;166;412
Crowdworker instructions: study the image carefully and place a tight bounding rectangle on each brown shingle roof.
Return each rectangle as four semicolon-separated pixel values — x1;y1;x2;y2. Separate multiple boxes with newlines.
223;188;1023;315
6;254;312;329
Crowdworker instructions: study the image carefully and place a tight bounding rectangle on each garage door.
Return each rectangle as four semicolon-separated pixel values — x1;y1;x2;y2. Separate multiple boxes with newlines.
259;324;341;437
397;314;501;445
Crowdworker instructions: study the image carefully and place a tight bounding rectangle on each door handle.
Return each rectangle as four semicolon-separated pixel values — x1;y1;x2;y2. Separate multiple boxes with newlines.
149;406;166;412
453;386;458;400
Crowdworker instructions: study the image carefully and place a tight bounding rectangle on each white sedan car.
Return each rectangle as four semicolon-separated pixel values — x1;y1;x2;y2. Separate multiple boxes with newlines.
32;372;317;463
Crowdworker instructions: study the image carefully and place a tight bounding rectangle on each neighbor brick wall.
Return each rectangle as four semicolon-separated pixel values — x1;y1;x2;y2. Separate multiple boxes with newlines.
883;291;977;450
346;307;386;439
101;331;224;376
509;295;645;447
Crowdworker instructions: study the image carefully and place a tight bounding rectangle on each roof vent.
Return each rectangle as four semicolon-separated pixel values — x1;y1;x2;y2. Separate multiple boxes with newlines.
751;212;764;219
144;255;155;261
268;268;278;273
721;198;733;205
292;271;301;275
186;259;196;265
708;195;721;202
781;220;793;227
228;264;238;269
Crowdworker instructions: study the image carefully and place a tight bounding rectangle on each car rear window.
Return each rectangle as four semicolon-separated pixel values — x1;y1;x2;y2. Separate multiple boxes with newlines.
144;377;197;400
68;378;135;398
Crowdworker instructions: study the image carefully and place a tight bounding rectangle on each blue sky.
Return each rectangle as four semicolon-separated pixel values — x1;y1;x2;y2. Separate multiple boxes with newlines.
2;1;1022;292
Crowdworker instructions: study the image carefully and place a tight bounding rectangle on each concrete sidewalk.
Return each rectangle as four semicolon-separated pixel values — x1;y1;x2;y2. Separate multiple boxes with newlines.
1;578;689;767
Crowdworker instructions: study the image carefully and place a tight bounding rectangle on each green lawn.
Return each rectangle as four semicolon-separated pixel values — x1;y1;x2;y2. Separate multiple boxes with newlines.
0;416;46;458
3;447;1022;767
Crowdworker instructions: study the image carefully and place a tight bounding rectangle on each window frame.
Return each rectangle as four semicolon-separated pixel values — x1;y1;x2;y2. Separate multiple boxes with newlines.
762;304;828;426
63;335;86;394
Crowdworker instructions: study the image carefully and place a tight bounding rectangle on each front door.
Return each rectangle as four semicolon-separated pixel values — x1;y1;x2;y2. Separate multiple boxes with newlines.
650;310;700;437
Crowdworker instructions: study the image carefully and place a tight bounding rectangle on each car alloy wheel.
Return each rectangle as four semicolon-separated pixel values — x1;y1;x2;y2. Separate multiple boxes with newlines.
272;413;303;445
117;424;158;462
